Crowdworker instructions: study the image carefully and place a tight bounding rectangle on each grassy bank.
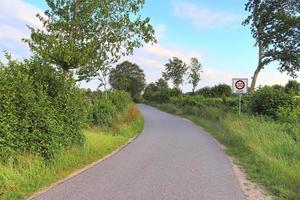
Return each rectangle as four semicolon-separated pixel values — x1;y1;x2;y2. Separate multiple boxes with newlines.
0;115;143;200
155;103;300;200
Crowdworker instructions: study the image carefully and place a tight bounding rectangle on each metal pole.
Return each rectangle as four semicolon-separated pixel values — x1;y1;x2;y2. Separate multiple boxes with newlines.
239;94;242;115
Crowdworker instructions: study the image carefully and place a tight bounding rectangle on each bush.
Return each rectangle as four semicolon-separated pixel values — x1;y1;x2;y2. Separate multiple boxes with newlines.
91;96;117;126
85;90;133;127
250;86;293;119
196;84;232;98
108;91;132;112
0;57;86;160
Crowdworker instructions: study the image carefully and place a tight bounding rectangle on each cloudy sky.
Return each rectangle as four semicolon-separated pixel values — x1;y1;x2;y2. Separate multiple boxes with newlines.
0;0;298;91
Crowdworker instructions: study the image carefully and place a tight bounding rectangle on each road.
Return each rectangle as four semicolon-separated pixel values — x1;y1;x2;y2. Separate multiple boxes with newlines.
34;105;245;200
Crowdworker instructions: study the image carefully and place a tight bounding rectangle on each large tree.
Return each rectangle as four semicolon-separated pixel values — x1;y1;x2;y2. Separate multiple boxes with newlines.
25;0;156;77
243;0;300;91
163;57;188;89
109;61;146;101
188;57;202;94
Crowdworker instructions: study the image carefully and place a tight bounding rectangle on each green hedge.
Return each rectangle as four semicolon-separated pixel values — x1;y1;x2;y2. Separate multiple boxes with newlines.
83;90;132;127
0;57;87;160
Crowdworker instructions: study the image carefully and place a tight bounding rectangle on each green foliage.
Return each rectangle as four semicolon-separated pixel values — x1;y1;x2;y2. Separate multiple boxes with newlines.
143;83;158;102
196;86;214;97
163;57;188;89
0;111;143;200
250;86;293;119
243;0;300;90
196;84;232;98
25;0;156;77
188;57;202;93
0;57;86;160
156;104;300;200
210;84;232;97
285;80;300;96
109;61;146;102
85;90;132;127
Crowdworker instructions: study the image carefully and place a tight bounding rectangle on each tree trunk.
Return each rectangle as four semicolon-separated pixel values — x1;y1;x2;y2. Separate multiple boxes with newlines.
250;67;262;91
250;39;264;91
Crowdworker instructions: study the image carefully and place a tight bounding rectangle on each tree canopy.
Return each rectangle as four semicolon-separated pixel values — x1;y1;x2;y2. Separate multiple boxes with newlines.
163;57;188;89
188;57;202;94
109;61;146;101
243;0;300;90
25;0;156;78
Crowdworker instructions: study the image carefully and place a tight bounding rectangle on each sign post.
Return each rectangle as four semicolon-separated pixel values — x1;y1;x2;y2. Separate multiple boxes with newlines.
232;78;248;115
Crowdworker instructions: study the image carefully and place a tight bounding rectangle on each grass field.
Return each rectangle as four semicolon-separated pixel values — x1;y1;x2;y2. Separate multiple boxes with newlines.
0;116;144;200
156;103;300;200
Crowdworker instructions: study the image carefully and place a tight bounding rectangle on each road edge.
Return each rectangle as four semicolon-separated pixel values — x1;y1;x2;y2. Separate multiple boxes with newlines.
179;115;273;200
27;133;141;200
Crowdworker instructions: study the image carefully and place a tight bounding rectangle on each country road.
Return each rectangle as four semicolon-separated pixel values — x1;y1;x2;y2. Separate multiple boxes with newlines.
33;104;245;200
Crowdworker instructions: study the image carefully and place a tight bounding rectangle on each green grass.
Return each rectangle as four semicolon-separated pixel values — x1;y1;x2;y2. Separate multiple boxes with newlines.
0;116;144;200
155;103;300;200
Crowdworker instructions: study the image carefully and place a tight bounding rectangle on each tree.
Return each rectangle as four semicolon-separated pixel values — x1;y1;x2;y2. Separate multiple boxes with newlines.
285;80;300;95
188;57;202;94
163;57;188;89
211;84;232;97
143;83;158;101
243;0;300;91
109;61;146;101
25;0;156;77
155;78;169;90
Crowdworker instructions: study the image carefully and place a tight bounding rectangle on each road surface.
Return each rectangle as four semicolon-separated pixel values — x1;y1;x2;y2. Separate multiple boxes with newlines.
34;105;245;200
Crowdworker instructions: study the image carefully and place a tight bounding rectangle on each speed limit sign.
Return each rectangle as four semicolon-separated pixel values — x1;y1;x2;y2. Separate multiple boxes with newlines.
232;78;248;94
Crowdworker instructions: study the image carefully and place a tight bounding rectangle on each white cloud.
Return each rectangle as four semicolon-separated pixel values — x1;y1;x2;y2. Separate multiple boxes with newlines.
0;0;43;60
0;0;43;29
173;1;238;29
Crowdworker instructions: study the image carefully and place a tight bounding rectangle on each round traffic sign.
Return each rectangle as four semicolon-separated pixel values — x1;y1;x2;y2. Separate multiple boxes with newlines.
235;80;245;90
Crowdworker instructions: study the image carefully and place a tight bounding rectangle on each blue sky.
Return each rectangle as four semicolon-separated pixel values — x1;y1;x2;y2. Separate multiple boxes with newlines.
0;0;298;91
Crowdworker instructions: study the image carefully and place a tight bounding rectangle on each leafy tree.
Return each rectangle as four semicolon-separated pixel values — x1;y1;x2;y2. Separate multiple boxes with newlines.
163;57;188;89
25;0;156;77
109;61;146;101
272;84;285;91
285;80;300;95
211;84;232;97
143;83;158;101
196;87;214;98
188;57;202;94
155;78;169;90
243;0;300;91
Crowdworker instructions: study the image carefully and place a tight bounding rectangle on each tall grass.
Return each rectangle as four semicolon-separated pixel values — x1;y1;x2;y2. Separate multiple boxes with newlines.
156;103;300;200
0;108;143;200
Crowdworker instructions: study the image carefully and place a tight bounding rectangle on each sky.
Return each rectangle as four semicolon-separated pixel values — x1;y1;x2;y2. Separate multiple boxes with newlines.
0;0;298;91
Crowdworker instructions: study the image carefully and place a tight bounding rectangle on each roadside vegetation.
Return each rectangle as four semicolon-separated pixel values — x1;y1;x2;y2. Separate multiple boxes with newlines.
0;57;144;199
0;0;154;199
144;78;300;200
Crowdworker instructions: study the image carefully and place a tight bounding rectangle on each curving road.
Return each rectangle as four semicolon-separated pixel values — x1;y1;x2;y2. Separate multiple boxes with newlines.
34;105;245;200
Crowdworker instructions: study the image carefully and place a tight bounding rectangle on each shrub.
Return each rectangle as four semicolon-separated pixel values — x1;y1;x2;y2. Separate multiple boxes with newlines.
108;91;132;112
91;96;117;126
210;84;232;97
196;86;214;97
250;86;293;119
0;57;86;160
285;80;300;96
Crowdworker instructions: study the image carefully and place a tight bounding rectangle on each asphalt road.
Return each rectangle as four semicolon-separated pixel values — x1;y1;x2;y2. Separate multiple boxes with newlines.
34;104;245;200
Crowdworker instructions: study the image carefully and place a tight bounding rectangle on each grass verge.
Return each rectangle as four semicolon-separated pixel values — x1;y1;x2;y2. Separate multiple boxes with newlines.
155;103;300;200
0;116;144;200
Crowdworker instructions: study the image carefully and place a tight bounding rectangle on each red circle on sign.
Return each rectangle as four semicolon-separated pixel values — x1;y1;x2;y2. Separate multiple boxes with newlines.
235;80;245;90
